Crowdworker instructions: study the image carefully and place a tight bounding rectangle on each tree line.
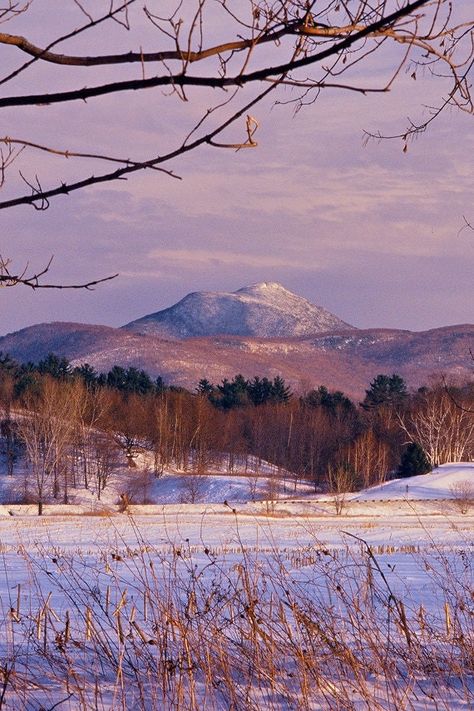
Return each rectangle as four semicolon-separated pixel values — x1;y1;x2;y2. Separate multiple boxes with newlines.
0;353;473;513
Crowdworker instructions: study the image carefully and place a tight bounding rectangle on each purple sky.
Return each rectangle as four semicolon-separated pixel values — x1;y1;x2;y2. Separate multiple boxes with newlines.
1;2;473;336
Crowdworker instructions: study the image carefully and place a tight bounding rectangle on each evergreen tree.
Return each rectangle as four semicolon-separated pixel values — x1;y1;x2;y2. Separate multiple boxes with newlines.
247;376;273;406
0;352;18;374
106;365;128;391
106;365;154;395
301;386;354;414
14;363;40;399
362;374;408;410
73;363;98;387
126;367;154;395
155;376;166;394
398;442;431;478
270;375;292;404
37;353;71;380
214;375;249;410
196;379;214;396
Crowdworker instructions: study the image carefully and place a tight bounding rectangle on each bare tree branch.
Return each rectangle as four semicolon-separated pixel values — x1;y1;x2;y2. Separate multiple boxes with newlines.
0;81;277;209
458;215;474;236
0;0;471;211
0;0;138;86
0;23;294;67
0;136;182;177
0;255;118;289
0;1;435;109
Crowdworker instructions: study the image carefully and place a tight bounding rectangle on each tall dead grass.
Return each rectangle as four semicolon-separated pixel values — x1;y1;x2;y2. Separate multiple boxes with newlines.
1;521;473;710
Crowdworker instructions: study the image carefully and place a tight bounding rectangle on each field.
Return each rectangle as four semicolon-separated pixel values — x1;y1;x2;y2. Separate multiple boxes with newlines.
0;464;473;709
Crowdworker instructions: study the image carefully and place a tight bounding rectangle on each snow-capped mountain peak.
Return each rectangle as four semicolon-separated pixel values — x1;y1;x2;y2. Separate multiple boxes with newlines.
122;283;355;339
236;281;288;295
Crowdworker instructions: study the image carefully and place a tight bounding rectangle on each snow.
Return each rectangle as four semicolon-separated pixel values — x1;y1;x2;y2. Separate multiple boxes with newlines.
1;463;474;709
1;463;473;558
122;281;354;338
353;462;474;501
1;453;473;514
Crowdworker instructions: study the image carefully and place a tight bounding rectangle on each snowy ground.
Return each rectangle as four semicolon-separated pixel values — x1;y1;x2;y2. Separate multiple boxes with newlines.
353;462;474;501
1;458;472;513
0;463;473;709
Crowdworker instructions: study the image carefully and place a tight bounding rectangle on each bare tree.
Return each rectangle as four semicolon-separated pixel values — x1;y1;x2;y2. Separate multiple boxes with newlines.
18;377;75;513
0;0;471;214
345;428;390;489
399;385;474;466
70;381;109;490
149;394;172;476
90;432;118;500
327;463;355;515
179;473;208;504
103;390;148;466
188;395;218;474
0;371;17;476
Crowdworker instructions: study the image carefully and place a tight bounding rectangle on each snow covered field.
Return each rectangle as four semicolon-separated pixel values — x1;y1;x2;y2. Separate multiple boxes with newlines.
0;464;473;709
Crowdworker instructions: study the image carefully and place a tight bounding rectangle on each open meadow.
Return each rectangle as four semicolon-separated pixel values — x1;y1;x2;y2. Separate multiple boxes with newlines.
0;464;473;710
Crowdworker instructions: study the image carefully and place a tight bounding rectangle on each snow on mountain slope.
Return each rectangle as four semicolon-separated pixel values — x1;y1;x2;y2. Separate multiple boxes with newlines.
122;281;355;338
353;462;474;501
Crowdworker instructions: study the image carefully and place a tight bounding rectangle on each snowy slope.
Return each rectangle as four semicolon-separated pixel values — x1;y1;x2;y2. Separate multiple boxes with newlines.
353;462;474;501
126;462;474;506
2;453;473;515
122;281;355;338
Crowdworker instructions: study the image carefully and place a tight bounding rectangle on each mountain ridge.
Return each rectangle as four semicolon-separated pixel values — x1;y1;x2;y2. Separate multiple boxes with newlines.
0;321;472;400
0;284;471;399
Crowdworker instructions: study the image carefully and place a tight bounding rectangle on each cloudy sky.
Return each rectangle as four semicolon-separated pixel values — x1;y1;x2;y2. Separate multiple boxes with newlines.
1;1;473;335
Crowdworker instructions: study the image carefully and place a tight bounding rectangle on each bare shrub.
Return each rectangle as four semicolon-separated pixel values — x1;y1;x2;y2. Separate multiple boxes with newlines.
247;472;259;501
117;492;132;513
264;474;279;514
90;433;118;500
450;480;474;514
129;468;156;505
179;474;209;504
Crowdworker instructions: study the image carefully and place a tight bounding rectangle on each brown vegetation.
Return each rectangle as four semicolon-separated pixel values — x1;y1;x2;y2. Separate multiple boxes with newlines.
1;529;474;709
0;357;472;510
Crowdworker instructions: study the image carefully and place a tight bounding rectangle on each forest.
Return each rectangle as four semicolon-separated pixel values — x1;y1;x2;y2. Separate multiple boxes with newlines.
0;352;473;512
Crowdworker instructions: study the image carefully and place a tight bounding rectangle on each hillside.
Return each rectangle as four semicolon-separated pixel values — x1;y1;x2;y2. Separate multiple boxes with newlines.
354;462;474;501
1;459;472;513
122;281;354;338
0;321;472;399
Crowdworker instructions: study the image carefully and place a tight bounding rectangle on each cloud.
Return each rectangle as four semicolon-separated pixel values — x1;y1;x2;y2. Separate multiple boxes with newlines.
1;4;472;337
125;248;326;274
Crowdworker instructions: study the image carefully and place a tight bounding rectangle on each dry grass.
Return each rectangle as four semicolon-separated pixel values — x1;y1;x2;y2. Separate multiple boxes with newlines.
1;524;473;710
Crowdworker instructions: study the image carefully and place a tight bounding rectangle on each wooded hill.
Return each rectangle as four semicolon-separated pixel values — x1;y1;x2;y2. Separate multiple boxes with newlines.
0;352;473;513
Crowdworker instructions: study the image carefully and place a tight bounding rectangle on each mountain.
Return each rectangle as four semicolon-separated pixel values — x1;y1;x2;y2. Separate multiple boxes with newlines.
0;283;472;398
122;282;355;338
0;321;472;400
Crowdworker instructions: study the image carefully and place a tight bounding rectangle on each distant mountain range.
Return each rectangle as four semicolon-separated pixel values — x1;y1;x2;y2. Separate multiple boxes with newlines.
1;283;472;398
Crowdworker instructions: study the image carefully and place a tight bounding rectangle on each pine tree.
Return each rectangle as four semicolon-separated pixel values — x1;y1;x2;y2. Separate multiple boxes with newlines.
362;374;408;410
37;353;71;380
398;442;431;477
